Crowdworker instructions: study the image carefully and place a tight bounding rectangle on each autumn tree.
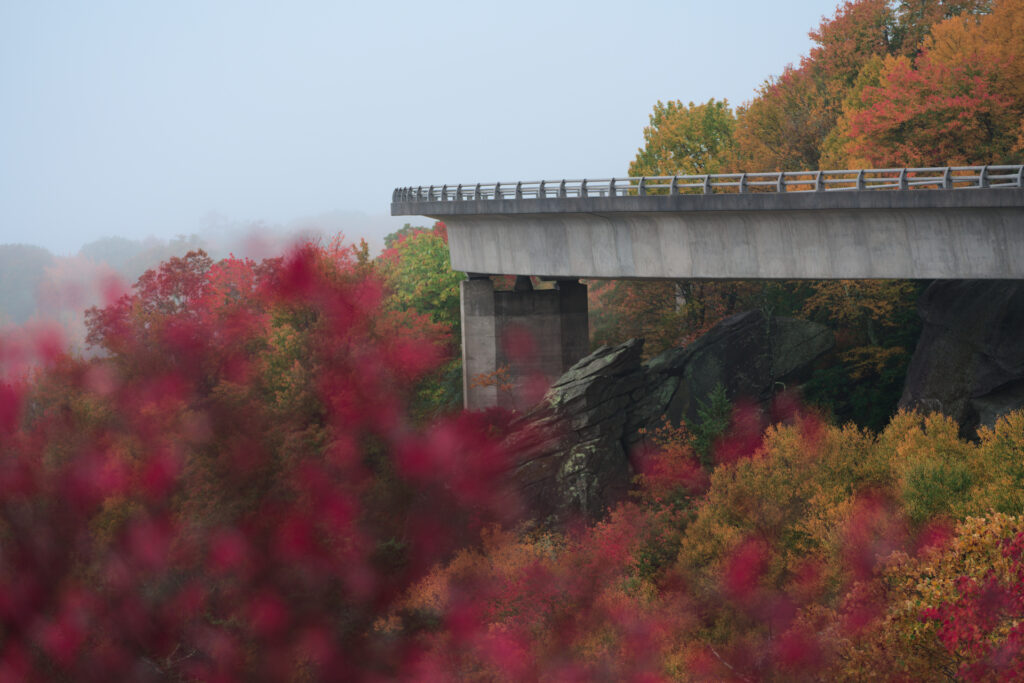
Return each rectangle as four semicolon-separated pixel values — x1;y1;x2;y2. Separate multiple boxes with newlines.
629;99;737;177
734;66;835;171
377;222;462;333
892;0;995;54
818;53;887;167
808;0;895;91
799;279;923;430
0;241;519;680
833;0;1021;165
845;54;1018;165
376;222;464;416
588;279;786;359
734;0;897;171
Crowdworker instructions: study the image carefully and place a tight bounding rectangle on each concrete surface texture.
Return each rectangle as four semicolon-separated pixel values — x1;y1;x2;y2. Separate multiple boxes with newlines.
460;277;588;411
395;188;1024;279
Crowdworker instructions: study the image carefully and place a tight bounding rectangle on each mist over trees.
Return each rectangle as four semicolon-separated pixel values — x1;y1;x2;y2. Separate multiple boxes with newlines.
0;245;55;326
0;210;400;348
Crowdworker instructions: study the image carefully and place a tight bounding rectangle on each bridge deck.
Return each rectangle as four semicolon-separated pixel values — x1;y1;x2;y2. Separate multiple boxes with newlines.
391;167;1024;279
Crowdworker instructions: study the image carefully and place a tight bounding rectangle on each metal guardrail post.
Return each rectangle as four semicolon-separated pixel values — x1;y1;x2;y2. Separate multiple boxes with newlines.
395;165;1023;203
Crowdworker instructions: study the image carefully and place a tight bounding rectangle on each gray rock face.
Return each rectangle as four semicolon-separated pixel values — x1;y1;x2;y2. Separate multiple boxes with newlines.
507;311;834;526
508;339;644;526
900;280;1024;437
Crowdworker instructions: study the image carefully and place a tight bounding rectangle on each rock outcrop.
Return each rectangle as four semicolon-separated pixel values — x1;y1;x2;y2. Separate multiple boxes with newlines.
900;279;1024;438
508;310;834;526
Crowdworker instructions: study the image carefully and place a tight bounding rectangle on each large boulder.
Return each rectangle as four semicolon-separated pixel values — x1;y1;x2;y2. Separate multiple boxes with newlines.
629;311;834;446
900;280;1024;437
507;311;834;526
507;339;645;526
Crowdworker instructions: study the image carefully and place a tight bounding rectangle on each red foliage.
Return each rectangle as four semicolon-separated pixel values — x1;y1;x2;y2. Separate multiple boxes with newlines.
722;538;771;600
0;242;516;680
711;400;766;466
842;493;908;581
922;531;1024;680
848;51;1017;165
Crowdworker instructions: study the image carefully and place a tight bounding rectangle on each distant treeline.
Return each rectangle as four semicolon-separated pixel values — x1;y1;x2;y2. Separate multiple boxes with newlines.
0;235;206;332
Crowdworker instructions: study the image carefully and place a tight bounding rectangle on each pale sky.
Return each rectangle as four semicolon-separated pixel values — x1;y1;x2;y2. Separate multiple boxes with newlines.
1;0;843;254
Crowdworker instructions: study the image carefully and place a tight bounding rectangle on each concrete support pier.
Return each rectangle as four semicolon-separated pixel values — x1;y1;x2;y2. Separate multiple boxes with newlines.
461;276;589;410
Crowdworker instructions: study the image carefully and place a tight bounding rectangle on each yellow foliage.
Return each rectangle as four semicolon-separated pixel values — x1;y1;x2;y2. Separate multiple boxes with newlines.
802;280;918;333
970;409;1024;515
675;418;888;631
924;0;1024;106
826;513;1024;680
883;410;1024;522
889;412;979;523
403;526;562;616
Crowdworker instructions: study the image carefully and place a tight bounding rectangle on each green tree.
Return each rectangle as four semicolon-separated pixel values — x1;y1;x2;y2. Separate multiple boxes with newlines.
378;223;463;333
376;222;465;416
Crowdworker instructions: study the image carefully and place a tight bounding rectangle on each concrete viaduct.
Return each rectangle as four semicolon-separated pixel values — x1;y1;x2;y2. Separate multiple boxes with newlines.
392;166;1024;410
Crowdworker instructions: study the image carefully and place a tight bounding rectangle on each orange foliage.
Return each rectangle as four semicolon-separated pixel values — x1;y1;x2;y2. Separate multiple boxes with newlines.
840;0;1023;165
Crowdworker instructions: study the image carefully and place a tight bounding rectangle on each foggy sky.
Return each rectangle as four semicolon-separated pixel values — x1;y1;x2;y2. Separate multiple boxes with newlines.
1;0;841;255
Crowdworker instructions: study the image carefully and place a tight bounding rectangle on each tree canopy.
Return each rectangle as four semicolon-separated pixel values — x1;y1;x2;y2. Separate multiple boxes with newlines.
630;99;737;177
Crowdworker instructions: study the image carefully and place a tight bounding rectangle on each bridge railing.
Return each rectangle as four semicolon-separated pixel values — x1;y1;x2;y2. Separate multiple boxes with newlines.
392;165;1024;202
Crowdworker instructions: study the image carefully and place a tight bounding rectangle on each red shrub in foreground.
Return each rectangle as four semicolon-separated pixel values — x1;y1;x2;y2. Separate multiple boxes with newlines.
0;243;517;680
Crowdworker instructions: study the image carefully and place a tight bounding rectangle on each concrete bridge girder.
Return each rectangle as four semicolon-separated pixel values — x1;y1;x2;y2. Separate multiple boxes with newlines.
398;188;1024;280
394;187;1024;408
444;208;1022;280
